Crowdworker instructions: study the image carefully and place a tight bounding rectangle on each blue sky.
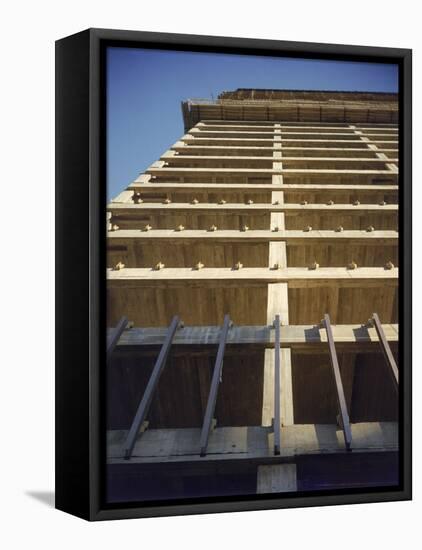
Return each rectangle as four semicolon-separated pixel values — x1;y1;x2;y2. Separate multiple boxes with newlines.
106;47;398;200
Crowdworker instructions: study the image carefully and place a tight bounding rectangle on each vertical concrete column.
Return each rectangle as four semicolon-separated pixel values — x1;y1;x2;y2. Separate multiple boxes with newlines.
257;464;298;493
262;123;294;431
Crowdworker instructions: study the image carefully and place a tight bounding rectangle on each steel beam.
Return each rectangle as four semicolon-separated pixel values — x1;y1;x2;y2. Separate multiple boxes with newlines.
274;315;281;455
107;316;128;358
323;314;352;450
123;315;180;459
199;314;231;457
372;312;399;386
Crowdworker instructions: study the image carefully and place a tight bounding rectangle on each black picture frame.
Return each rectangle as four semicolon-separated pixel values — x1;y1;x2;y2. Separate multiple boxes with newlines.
55;28;412;521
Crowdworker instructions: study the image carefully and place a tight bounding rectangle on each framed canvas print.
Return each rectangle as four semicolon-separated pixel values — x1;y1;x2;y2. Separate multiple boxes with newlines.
55;28;412;520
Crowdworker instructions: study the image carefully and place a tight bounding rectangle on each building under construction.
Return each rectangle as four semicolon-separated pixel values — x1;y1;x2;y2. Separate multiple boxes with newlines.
106;89;399;502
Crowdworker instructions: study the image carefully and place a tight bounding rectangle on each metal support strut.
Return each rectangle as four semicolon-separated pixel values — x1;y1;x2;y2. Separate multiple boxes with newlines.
107;316;129;358
372;312;399;387
199;314;231;457
123;315;180;459
323;314;352;451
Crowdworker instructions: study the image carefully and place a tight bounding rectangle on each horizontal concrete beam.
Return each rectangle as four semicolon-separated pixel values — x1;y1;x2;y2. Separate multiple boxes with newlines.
190;130;397;138
107;422;398;464
107;266;398;288
196;120;398;128
128;182;398;193
195;123;398;132
182;137;398;145
108;228;398;244
163;154;399;164
172;145;399;154
146;167;398;177
107;322;398;348
108;202;398;214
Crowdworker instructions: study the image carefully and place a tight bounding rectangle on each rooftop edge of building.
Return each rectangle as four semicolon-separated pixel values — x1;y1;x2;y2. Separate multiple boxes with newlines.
181;89;398;131
217;89;398;101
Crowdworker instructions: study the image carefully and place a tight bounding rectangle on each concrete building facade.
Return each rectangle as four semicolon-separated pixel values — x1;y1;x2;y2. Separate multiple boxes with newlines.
106;90;399;502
